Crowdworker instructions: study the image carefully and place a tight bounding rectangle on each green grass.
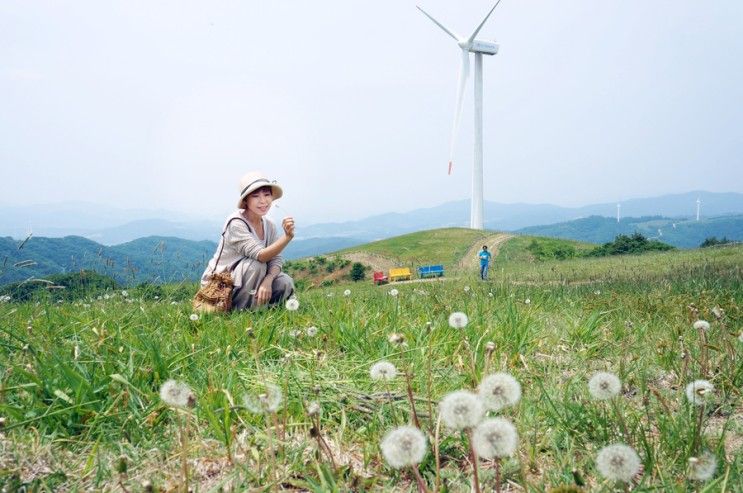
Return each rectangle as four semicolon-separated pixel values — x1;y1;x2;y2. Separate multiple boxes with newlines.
0;240;741;491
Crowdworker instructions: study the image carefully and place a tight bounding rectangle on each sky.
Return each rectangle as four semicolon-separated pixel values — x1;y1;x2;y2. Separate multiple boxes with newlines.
1;0;742;225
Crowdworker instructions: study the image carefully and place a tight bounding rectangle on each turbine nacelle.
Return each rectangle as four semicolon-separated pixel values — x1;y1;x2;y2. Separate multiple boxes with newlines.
469;40;499;55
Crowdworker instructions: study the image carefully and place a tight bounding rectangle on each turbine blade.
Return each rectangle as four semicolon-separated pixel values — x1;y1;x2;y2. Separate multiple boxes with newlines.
467;0;503;43
448;49;470;174
417;5;461;41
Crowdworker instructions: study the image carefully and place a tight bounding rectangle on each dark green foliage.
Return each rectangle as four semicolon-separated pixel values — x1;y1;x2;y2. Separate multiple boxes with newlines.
350;262;365;281
587;233;674;257
0;270;118;302
700;236;733;248
527;238;577;261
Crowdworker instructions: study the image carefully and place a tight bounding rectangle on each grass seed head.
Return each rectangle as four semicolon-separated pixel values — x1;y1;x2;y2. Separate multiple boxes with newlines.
688;451;717;481
472;417;518;459
596;443;642;483
692;320;710;331
380;425;427;469
439;390;484;430
244;383;283;414
159;379;196;409
588;372;621;400
479;373;521;411
370;361;397;381
448;311;469;329
685;379;714;406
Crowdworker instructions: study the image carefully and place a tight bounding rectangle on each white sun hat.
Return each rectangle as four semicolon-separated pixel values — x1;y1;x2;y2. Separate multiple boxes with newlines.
237;171;283;208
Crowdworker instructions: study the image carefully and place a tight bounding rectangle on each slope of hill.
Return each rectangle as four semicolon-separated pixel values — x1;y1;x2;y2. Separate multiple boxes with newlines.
517;214;743;248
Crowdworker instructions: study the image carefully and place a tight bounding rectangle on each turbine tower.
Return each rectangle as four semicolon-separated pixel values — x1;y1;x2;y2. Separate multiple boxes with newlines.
418;2;501;230
696;197;701;221
616;203;621;223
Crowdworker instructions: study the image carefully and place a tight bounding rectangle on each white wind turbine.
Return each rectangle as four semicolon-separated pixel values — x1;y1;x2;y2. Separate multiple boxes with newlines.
418;2;501;230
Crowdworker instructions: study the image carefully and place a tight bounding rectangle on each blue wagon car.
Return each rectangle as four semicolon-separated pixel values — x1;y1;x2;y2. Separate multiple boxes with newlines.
417;265;445;278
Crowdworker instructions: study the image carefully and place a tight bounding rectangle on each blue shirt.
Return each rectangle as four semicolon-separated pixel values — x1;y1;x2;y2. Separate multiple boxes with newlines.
478;250;491;265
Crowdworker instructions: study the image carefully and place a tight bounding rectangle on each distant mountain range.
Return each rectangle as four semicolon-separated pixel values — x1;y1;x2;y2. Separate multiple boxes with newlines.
2;191;741;245
517;214;743;248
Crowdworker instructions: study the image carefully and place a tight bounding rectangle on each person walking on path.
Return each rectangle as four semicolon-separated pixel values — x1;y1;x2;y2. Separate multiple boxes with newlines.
201;171;295;309
478;245;492;280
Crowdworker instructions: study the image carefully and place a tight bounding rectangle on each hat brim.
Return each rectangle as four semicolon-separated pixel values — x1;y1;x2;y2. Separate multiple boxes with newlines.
237;182;283;208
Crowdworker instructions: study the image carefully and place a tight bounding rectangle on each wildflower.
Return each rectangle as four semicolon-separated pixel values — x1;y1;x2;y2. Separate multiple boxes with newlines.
189;313;199;321
688;451;717;481
104;294;110;300
693;320;710;331
170;301;177;305
472;417;518;459
596;443;642;483
524;298;531;305
463;286;470;292
479;373;521;411
121;290;128;297
710;306;723;320
307;401;322;417
488;292;494;297
288;329;302;338
306;326;318;337
594;290;601;295
159;379;196;409
685;380;714;406
448;311;469;329
439;390;484;430
244;383;283;414
588;372;621;400
380;426;427;469
285;298;300;311
388;332;405;345
344;289;351;296
738;332;743;343
370;361;397;381
389;289;399;297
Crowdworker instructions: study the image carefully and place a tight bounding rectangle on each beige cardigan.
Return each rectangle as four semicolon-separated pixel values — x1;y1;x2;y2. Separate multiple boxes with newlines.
200;211;283;288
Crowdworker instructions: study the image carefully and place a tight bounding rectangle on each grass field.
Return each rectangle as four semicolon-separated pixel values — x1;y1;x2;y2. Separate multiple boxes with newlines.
1;238;741;492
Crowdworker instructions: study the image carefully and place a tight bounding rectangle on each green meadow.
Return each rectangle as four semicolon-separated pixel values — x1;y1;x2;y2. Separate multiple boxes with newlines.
1;234;741;492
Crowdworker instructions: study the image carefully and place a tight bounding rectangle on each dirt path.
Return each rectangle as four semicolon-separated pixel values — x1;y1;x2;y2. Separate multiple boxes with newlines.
458;233;514;269
341;252;398;274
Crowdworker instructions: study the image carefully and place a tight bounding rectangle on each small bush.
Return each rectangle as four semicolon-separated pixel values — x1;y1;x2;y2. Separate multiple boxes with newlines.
700;236;732;248
350;262;365;281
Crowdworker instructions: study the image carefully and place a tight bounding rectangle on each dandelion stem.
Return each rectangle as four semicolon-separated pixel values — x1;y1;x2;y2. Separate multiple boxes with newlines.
494;457;502;493
404;370;421;429
691;403;705;456
434;414;442;493
466;428;482;493
610;398;631;444
411;464;430;493
179;411;189;493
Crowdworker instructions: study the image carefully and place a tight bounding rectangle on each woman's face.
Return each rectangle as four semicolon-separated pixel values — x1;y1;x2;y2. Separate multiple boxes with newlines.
245;187;273;217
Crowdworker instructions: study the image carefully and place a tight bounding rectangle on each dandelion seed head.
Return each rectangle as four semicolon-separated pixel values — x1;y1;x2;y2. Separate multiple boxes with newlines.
688;451;717;481
448;311;469;329
479;373;521;411
380;425;427;469
285;298;300;311
488;292;494;297
121;290;128;297
485;341;496;352
524;298;531;305
389;289;399;297
388;332;405;345
588;372;622;400
711;306;723;320
693;320;710;331
288;329;302;338
307;401;322;417
685;380;714;406
472;417;518;459
189;313;199;321
370;361;397;381
439;390;484;430
306;326;318;337
243;383;283;414
159;379;196;409
463;286;471;292
596;443;642;483
343;289;351;296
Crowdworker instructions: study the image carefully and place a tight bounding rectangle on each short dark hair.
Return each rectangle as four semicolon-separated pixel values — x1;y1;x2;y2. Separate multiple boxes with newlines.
241;186;273;208
483;245;488;249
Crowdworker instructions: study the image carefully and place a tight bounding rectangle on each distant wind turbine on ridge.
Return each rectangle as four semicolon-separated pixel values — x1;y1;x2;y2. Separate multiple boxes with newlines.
418;1;502;230
616;203;621;223
696;197;701;221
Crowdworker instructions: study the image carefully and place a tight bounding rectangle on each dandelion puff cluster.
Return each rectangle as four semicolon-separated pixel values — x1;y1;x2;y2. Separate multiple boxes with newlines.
285;298;300;311
244;383;283;414
693;320;710;331
596;443;642;483
306;326;318;337
588;371;622;400
685;380;714;406
370;361;397;381
159;379;196;408
389;289;399;297
472;417;518;459
448;312;469;329
189;313;199;321
688;451;717;481
439;390;484;430
380;426;427;469
343;289;351;296
479;373;521;411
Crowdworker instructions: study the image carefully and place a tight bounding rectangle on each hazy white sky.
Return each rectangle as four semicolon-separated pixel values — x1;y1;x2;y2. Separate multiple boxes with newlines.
2;0;742;224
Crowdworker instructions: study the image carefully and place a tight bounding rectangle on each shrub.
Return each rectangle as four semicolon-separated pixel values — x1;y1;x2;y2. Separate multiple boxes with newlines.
587;233;674;257
350;262;365;281
700;236;732;248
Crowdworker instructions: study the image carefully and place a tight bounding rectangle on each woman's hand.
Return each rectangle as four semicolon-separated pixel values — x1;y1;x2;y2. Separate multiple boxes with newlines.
256;279;273;306
282;217;295;239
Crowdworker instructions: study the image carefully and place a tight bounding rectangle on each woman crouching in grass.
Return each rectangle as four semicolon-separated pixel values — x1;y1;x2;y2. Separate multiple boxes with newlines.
201;171;295;309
